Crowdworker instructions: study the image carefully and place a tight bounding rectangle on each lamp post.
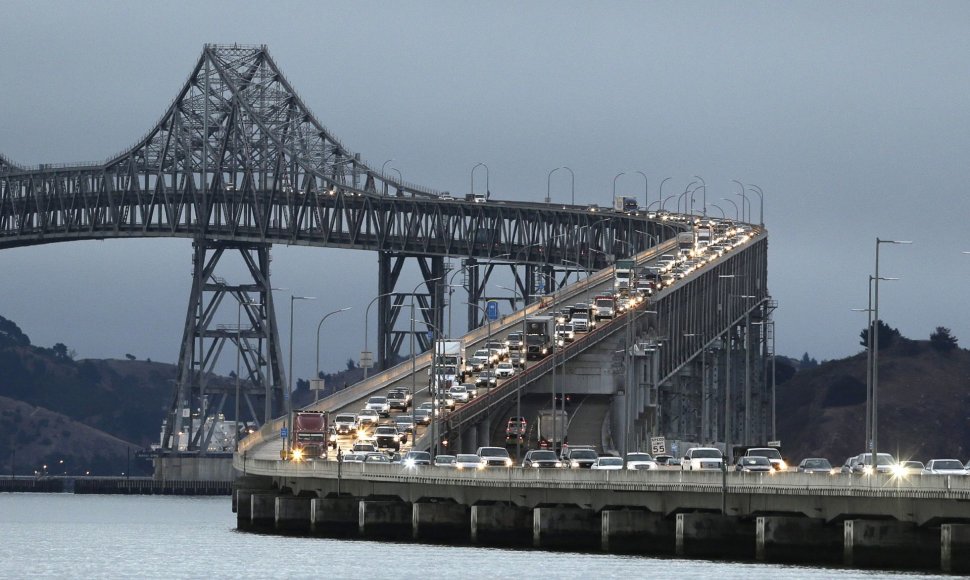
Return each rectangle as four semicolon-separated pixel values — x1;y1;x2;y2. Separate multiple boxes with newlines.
381;159;394;196
693;176;706;217
315;307;352;402
747;185;765;226
498;283;528;460
872;238;911;468
612;172;626;208
363;292;396;379
563;166;575;206
708;204;725;219
721;198;739;221
390;167;403;188
661;195;677;211
409;276;444;408
287;294;316;456
851;275;896;453
657;177;671;212
635;171;648;210
471;162;489;199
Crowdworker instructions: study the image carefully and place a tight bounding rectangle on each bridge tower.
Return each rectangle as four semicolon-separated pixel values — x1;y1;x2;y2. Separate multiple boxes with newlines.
161;240;285;455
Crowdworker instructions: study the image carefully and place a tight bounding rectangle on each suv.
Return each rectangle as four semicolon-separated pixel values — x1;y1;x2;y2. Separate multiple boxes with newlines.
505;332;524;352
682;447;724;471
333;413;358;436
365;396;390;418
374;425;403;451
387;390;409;411
448;384;470;404
477;446;513;467
743;447;787;471
522;449;561;468
505;416;527;443
561;445;598;469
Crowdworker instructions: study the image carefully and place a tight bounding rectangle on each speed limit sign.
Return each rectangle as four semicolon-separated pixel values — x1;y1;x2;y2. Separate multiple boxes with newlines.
650;437;666;455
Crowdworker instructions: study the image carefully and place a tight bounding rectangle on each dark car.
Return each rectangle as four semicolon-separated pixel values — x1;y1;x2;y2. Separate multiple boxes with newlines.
403;451;432;467
394;414;415;433
374;426;402;451
387;389;409;411
561;446;598;469
505;417;527;443
735;456;773;473
796;458;834;474
476;371;497;388
522;449;561;468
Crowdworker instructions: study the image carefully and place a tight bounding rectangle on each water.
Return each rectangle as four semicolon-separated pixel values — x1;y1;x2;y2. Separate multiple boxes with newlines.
0;494;939;579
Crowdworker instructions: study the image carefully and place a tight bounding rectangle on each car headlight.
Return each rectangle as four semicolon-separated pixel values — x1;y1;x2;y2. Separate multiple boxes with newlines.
891;464;907;477
404;458;416;468
456;464;464;470
505;458;513;466
830;468;839;475
571;460;579;467
863;465;874;475
291;448;304;462
555;462;562;468
477;463;485;470
393;435;400;441
778;461;787;470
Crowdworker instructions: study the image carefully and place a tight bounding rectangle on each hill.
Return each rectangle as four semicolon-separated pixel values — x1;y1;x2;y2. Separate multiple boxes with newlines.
777;337;970;464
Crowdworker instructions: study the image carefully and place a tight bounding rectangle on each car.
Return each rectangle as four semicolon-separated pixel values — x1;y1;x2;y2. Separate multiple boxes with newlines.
555;323;575;343
509;352;526;369
357;409;380;426
854;452;897;475
417;401;441;417
373;425;403;451
454;454;486;470
352;440;378;454
591;456;624;470
448;385;470;403
435;392;456;411
485;340;508;360
735;456;773;473
413;408;432;426
743;447;787;471
624;452;658;470
840;455;861;474
393;414;415;433
570;313;590;333
505;332;524;352
363;452;391;464
892;460;925;477
505;416;527;443
477;446;513;467
434;454;456;467
470;350;492;371
365;396;390;417
333;413;358;436
341;452;365;463
561;446;598;469
522;449;561;468
922;459;969;475
459;382;479;399
476;371;497;388
402;451;432;467
387;390;409;411
654;454;675;466
681;447;724;471
494;362;516;378
796;458;834;474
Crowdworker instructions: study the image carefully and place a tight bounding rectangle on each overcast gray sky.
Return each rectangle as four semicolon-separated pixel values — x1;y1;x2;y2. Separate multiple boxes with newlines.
2;1;969;381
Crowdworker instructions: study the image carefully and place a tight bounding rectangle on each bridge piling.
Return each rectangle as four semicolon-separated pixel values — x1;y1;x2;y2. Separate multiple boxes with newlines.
941;523;970;574
412;501;470;542
843;519;938;570
755;516;841;563
533;506;600;549
470;504;532;545
601;509;675;554
275;496;312;534
675;513;756;559
250;492;279;530
359;500;412;539
310;496;360;535
235;490;254;528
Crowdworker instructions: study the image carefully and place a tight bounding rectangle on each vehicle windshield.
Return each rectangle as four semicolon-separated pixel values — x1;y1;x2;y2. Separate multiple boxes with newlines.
599;457;623;465
691;449;722;459
748;448;782;460
368;397;386;404
626;454;653;462
375;427;396;434
474;350;489;358
450;386;467;393
860;453;896;465
456;455;480;463
595;299;613;307
530;451;557;460
418;402;432;410
395;415;413;423
335;415;355;422
934;460;965;470
903;461;924;468
407;452;431;461
571;450;598;459
435;455;456;464
497;363;512;368
508;333;522;341
526;335;545;344
803;459;831;469
479;448;510;458
740;457;770;465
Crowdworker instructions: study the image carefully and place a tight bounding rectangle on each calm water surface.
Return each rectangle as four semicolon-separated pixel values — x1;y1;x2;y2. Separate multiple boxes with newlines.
0;494;940;579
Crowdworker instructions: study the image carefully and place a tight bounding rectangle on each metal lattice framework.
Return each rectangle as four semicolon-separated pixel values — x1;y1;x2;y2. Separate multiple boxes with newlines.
0;44;680;455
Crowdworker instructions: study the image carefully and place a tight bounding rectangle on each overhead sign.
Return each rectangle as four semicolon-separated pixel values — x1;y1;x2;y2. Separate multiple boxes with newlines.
360;351;374;369
486;300;499;321
310;379;325;391
650;436;666;455
767;440;781;448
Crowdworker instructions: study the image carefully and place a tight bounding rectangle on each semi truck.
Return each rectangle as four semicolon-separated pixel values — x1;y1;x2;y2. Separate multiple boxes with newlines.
524;315;554;360
613;196;638;213
614;258;636;294
431;339;466;385
537;408;569;450
285;411;334;461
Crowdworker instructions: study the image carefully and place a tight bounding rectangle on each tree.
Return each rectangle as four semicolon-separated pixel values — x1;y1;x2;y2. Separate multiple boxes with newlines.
859;319;901;350
0;315;30;347
799;352;818;369
930;326;958;352
51;343;69;360
345;358;357;371
124;353;136;361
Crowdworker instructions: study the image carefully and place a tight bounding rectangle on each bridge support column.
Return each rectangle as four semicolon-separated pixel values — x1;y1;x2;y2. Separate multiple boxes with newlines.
412;501;470;542
471;504;531;544
533;506;599;549
235;490;254;529
250;491;279;529
942;523;970;574
676;513;755;559
478;417;492;448
756;517;840;563
311;497;360;535
275;496;312;534
463;424;478;453
843;519;938;569
601;509;675;554
359;500;412;539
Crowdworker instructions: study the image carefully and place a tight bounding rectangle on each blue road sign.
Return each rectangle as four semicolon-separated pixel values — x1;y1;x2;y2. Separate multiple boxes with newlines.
537;279;546;293
281;427;288;439
427;330;434;341
486;300;499;321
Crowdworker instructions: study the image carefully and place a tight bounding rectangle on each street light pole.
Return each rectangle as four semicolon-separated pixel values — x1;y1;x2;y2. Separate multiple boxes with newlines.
363;292;395;379
287;294;316;456
471;162;489;199
693;176;706;217
612;172;626;208
747;185;765;226
872;238;911;468
315;307;352;402
657;177;671;212
721;198;740;221
563;166;575;206
635;171;648;210
381;159;394;197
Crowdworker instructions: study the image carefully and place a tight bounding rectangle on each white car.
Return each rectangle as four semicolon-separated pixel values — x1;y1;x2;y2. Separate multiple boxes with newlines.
470;350;491;371
555;324;575;342
454;454;486;470
591;456;624;470
494;362;516;378
448;385;470;403
357;409;379;426
365;396;390;417
682;447;724;471
624;452;659;470
922;459;969;475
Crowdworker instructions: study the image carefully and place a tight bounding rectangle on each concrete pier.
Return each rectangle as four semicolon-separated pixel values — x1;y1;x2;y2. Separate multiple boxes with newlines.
359;500;412;538
311;497;360;535
533;506;600;549
235;490;254;528
676;513;755;559
470;504;532;544
249;492;278;529
843;519;938;569
756;517;841;563
601;509;675;554
412;501;470;542
275;496;312;533
941;523;970;574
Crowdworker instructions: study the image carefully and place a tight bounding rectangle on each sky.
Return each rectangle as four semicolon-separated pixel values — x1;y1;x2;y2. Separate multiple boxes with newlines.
2;1;970;382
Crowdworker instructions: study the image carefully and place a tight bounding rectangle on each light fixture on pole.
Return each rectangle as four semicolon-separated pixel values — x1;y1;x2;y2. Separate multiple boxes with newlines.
747;185;764;226
693;176;706;217
721;198;740;221
471;162;489;200
635;171;648;210
612;172;626;208
287;294;316;457
850;275;896;454
872;238;911;470
657;177;671;212
381;159;394;196
363;292;395;379
315;307;352;402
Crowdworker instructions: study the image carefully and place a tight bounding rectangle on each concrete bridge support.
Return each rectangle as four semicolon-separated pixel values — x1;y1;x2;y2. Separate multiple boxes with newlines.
941;523;970;574
310;497;359;535
470;504;531;545
359;500;412;539
412;501;470;542
478;417;492;448
533;506;600;549
843;519;939;570
676;513;755;559
235;490;254;528
601;509;675;554
463;424;478;454
275;496;311;534
756;516;841;563
249;491;278;529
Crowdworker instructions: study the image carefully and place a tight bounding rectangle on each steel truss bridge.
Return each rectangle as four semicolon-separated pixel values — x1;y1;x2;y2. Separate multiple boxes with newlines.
0;44;769;461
